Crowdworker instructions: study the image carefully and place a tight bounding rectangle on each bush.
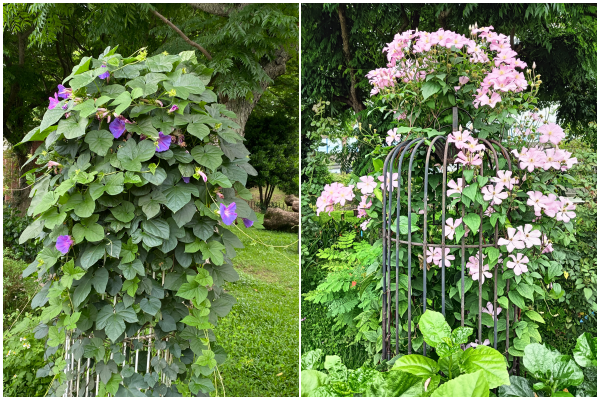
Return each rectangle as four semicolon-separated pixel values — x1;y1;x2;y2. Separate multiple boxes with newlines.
3;311;55;397
3;254;39;316
3;206;42;262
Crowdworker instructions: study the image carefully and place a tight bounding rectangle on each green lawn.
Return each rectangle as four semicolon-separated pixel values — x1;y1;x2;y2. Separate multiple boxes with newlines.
213;221;299;397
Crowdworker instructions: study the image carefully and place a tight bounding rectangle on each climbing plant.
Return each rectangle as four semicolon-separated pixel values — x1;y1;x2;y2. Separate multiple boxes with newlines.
18;45;257;396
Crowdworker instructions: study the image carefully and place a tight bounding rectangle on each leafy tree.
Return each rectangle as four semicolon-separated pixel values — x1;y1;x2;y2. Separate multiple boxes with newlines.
245;111;299;209
301;3;596;143
3;3;298;151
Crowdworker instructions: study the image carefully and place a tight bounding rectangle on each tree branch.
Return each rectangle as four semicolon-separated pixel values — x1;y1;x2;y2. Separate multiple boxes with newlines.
189;3;249;17
337;4;365;113
150;9;213;60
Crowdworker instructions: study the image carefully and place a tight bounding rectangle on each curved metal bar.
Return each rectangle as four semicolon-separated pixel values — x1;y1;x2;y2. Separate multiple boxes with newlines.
394;140;421;355
381;139;412;359
421;135;447;356
407;138;427;354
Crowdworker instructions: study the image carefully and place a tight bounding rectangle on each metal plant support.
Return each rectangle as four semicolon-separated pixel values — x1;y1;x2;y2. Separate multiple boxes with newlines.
381;107;518;372
61;273;175;397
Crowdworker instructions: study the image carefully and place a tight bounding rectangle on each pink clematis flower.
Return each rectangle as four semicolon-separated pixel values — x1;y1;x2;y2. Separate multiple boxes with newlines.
507;253;529;276
447;179;466;196
481;184;508;205
386;128;401;146
465;339;490;349
378;173;399;191
491;170;518;190
360;219;371;231
538;123;565;145
498;227;525;253
517;224;542;248
357;176;377;195
444;217;463;240
527;191;545;216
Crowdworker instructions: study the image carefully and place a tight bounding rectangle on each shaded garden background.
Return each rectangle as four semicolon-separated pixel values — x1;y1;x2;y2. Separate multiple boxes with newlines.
3;3;299;396
301;2;597;368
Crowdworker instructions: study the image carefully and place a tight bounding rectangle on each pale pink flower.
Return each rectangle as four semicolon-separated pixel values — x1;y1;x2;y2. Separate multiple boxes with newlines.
360;219;371;231
426;247;441;265
538;123;565;145
378;173;399;191
465;339;490;349
527;191;545;216
491;170;518;190
386;128;401;146
444;217;462;240
540;235;554;254
357;176;377;195
481;184;508;205
447;179;466;196
498;227;525;253
516;224;542;248
556;197;576;222
507;253;529;276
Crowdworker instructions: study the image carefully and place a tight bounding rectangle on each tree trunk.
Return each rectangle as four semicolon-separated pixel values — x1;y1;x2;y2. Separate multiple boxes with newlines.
337;4;365;114
223;46;291;136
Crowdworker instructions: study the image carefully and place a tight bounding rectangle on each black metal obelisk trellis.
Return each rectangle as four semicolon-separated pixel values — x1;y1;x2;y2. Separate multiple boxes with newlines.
381;107;518;373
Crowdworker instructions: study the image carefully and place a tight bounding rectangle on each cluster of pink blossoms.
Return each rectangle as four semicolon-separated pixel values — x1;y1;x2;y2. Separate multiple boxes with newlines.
367;26;528;111
426;247;455;268
527;191;576;222
316;183;355;216
448;129;485;167
513;147;576;173
466;252;494;282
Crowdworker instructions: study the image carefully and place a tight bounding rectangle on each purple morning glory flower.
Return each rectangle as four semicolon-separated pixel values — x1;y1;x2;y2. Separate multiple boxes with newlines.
168;105;179;113
182;177;190;183
48;93;60;110
57;84;71;99
98;66;110;80
155;132;172;152
109;117;126;139
243;218;254;228
220;202;237;226
56;235;74;254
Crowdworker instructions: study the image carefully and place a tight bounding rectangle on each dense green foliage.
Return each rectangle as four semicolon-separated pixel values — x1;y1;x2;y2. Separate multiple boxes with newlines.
498;332;596;397
3;207;42;262
3;3;298;149
301;310;510;396
18;46;258;396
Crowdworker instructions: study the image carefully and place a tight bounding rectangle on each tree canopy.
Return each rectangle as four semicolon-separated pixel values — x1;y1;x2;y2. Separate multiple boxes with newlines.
4;3;298;149
301;3;596;142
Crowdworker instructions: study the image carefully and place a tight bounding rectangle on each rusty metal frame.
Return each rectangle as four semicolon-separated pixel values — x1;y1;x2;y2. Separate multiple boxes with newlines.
381;107;518;372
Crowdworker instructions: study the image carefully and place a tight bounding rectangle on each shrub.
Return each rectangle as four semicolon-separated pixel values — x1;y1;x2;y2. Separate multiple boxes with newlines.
3;254;40;316
3;206;42;262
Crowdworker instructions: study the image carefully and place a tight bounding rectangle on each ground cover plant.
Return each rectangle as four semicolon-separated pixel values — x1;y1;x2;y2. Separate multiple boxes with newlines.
302;24;596;396
17;45;260;396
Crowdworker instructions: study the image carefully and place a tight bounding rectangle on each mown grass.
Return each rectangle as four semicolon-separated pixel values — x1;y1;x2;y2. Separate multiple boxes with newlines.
214;219;299;397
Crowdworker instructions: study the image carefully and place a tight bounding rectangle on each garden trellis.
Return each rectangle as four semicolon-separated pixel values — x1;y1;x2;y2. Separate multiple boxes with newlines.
381;106;518;373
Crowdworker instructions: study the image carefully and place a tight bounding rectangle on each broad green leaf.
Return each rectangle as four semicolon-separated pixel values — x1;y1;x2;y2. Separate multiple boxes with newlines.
188;123;210;140
61;260;85;288
573;332;597;368
463;213;481;234
74;192;96;218
498;375;535;397
191;144;224;171
301;370;329;397
525;310;545;324
461;345;510;389
508;290;526;310
392;354;439;377
58;116;88;139
163;183;199;213
81;243;105;269
48;325;65;347
120;259;145;280
199;241;226;266
122;277;140;298
110;201;135;222
117;139;156;171
431;370;489;397
142;218;170;239
418;310;451;348
140;297;161;316
421;81;441;101
85;130;114;156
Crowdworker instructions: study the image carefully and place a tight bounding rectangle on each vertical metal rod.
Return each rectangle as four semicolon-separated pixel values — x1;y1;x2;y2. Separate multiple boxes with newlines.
147;328;152;374
95;373;99;396
85;358;90;397
440;138;452;316
135;334;140;373
76;358;81;395
407;138;426;354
